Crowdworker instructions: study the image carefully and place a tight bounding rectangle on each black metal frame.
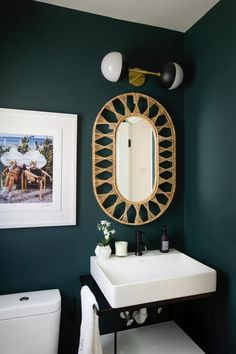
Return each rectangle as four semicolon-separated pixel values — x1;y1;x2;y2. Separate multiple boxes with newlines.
81;275;214;354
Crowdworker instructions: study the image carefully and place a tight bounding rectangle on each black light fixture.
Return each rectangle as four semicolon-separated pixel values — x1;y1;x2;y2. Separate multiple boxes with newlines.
101;52;184;90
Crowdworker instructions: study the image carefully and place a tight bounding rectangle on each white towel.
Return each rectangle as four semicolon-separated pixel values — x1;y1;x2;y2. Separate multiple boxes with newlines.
78;285;103;354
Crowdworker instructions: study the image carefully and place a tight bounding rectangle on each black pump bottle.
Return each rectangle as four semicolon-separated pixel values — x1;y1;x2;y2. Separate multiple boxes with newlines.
160;224;169;253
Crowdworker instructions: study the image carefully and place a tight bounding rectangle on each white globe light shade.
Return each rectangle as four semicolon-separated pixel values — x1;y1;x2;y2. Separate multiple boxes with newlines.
168;63;184;90
101;52;125;82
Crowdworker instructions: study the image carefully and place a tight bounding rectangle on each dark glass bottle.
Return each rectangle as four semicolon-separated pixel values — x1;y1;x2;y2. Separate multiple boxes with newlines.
160;224;169;253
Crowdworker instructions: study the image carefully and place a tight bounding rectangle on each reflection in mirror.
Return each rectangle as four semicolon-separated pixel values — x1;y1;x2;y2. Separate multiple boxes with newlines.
116;116;156;202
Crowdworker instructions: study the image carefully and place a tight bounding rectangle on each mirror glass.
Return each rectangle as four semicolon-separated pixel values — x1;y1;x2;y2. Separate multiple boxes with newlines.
116;116;157;202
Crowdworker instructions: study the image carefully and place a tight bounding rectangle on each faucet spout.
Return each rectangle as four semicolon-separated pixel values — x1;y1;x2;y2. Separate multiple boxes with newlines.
135;231;145;256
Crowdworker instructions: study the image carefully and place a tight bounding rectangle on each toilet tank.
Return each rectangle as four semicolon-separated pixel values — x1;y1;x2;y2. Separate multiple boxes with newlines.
0;289;61;354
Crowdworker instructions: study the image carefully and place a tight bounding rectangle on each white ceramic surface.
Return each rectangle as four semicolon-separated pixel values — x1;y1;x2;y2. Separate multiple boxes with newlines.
90;249;217;308
0;289;61;354
101;321;205;354
95;245;112;262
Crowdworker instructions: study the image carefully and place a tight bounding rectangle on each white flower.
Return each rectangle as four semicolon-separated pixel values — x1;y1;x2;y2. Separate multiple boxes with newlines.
97;220;116;246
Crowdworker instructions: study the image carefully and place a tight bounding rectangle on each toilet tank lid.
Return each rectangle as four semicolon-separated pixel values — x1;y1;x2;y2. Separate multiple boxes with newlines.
0;289;61;320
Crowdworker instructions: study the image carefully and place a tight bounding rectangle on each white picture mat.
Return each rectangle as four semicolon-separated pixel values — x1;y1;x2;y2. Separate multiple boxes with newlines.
0;108;77;228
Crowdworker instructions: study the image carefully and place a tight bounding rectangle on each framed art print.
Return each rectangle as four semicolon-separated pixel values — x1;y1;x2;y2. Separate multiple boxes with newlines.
0;108;77;228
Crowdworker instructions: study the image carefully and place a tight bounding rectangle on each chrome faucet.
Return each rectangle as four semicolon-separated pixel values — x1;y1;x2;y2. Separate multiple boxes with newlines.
135;231;145;256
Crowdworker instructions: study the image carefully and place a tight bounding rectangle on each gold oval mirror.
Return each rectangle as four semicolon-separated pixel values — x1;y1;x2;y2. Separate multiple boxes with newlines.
92;93;176;225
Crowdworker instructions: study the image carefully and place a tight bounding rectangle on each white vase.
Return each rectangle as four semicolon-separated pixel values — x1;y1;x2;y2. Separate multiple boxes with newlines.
95;244;112;262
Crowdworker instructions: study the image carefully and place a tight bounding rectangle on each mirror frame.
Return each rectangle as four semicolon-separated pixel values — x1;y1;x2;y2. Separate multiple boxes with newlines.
92;93;176;225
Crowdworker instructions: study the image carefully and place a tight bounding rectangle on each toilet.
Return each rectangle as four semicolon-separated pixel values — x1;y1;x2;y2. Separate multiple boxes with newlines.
0;289;61;354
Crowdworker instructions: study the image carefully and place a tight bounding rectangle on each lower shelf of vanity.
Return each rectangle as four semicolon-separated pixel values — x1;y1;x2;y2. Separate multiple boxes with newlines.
101;321;205;354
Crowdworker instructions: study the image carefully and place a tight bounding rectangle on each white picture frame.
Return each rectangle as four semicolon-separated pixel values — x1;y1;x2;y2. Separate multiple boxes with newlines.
0;108;77;228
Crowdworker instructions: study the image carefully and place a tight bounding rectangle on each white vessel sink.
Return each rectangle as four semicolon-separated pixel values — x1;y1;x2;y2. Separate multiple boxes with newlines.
90;249;217;308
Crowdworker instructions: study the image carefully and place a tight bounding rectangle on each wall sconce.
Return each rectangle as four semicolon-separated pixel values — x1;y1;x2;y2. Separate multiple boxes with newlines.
101;51;184;90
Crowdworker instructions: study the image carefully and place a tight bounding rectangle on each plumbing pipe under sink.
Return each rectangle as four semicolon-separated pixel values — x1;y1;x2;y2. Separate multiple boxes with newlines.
132;307;148;324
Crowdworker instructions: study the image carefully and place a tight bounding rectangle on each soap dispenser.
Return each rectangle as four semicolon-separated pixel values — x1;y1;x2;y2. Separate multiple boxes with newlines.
160;224;169;253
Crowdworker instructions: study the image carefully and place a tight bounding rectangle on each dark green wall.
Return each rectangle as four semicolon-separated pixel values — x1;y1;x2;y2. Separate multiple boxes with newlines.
184;0;236;352
0;2;184;353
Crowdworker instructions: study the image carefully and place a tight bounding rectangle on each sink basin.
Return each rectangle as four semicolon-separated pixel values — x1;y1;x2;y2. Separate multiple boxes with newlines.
90;249;217;308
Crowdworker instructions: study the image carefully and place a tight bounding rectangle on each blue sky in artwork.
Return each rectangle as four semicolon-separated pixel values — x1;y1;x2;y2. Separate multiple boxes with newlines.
0;134;53;149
